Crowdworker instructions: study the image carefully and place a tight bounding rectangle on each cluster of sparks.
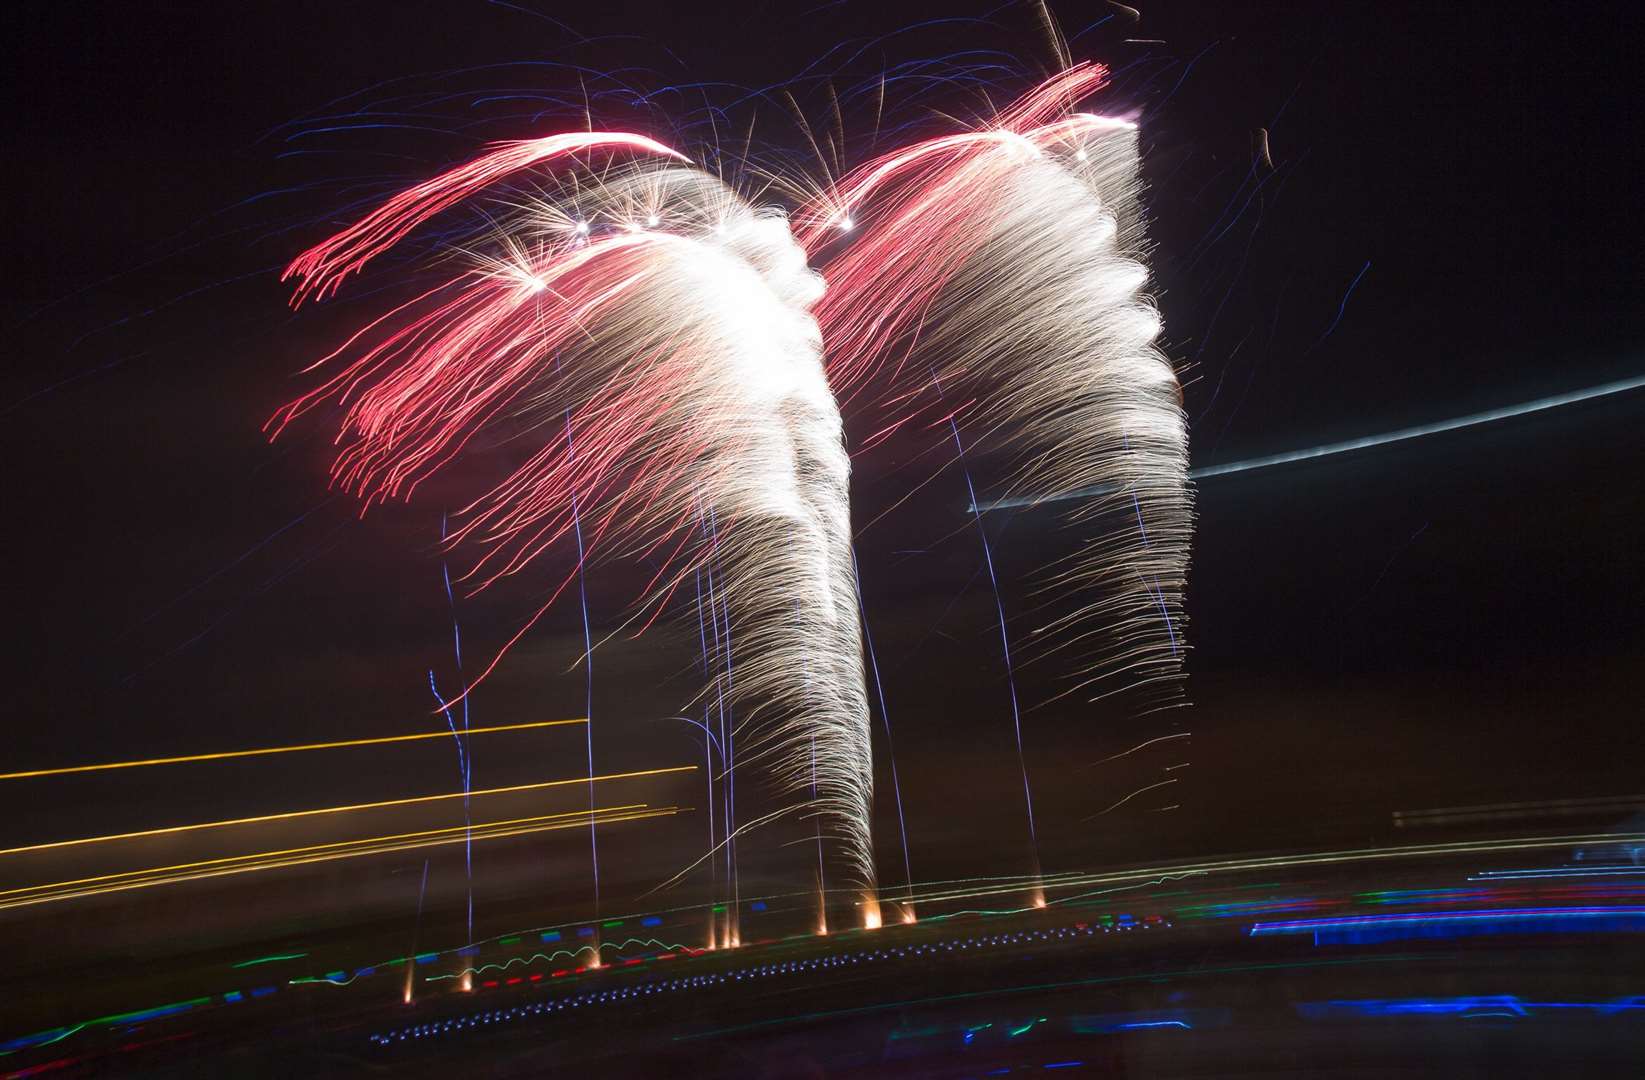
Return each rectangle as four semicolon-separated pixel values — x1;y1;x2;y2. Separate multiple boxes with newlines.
271;63;1192;930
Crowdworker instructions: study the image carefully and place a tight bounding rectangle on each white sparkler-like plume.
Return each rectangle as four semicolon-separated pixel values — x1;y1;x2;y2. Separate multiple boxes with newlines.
275;157;877;904
806;64;1193;720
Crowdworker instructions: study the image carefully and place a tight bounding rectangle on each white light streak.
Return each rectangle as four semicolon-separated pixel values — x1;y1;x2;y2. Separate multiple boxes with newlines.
976;373;1645;511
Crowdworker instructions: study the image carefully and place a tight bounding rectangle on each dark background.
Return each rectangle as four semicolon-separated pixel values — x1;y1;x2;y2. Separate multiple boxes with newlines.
1;0;1641;945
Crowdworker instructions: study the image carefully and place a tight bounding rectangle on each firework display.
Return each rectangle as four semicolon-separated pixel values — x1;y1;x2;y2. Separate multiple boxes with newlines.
268;65;1186;927
274;156;880;919
9;7;1641;1074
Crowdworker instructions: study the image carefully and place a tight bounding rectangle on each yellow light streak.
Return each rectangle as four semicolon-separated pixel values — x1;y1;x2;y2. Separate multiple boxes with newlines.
0;718;588;781
2;806;644;897
0;806;682;911
0;764;696;857
899;831;1645;908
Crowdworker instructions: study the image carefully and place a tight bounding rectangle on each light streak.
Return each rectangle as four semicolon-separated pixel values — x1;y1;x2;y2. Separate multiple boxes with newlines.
429;670;474;944
231;952;307;969
977;372;1645;510
0;719;586;781
0;764;695;857
853;551;913;919
878;832;1645;910
810;734;828;934
1300;996;1645;1019
2;807;646;898
702;512;739;947
689;567;720;947
565;408;601;940
282;131;688;303
1251;906;1645;943
1;1022;87;1055
1310;259;1371;350
1393;792;1645;828
952;417;1042;900
1084;777;1178;819
435;510;475;944
1085;731;1190;768
428;936;700;982
406;857;429;1006
0;806;678;910
1469;867;1645;881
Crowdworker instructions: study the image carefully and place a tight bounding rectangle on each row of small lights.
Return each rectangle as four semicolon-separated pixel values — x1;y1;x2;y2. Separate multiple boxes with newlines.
369;915;1170;1047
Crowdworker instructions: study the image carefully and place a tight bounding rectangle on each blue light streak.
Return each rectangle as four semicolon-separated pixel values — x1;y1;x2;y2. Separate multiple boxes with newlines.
975;374;1645;511
951;418;1040;879
564;411;601;924
436;510;474;944
1299;995;1645;1019
1252;906;1645;944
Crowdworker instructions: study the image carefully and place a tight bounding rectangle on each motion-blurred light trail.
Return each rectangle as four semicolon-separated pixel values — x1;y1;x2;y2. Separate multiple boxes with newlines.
0;764;696;856
0;805;679;910
899;831;1645;909
231;952;309;969
974;372;1645;511
0;718;588;781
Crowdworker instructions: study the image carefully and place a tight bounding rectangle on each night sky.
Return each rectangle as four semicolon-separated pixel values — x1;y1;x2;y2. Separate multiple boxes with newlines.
2;0;1641;911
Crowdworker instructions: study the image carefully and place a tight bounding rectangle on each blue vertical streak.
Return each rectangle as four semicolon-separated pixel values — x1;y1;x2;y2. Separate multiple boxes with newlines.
853;550;913;904
1310;260;1371;352
436;512;473;943
428;671;472;943
706;507;738;915
693;567;716;919
1122;436;1179;655
698;512;733;921
564;413;599;917
1130;491;1179;654
705;561;732;909
950;419;1039;862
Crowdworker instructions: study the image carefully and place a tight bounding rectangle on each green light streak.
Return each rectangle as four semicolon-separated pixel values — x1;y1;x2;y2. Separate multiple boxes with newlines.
232;951;307;969
290;970;359;987
0;1023;85;1058
89;997;213;1026
424;937;694;982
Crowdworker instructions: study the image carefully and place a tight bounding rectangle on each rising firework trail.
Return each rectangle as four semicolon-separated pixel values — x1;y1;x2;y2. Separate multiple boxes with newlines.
564;410;601;964
853;552;915;922
434;511;475;946
952;415;1044;905
272;143;881;917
